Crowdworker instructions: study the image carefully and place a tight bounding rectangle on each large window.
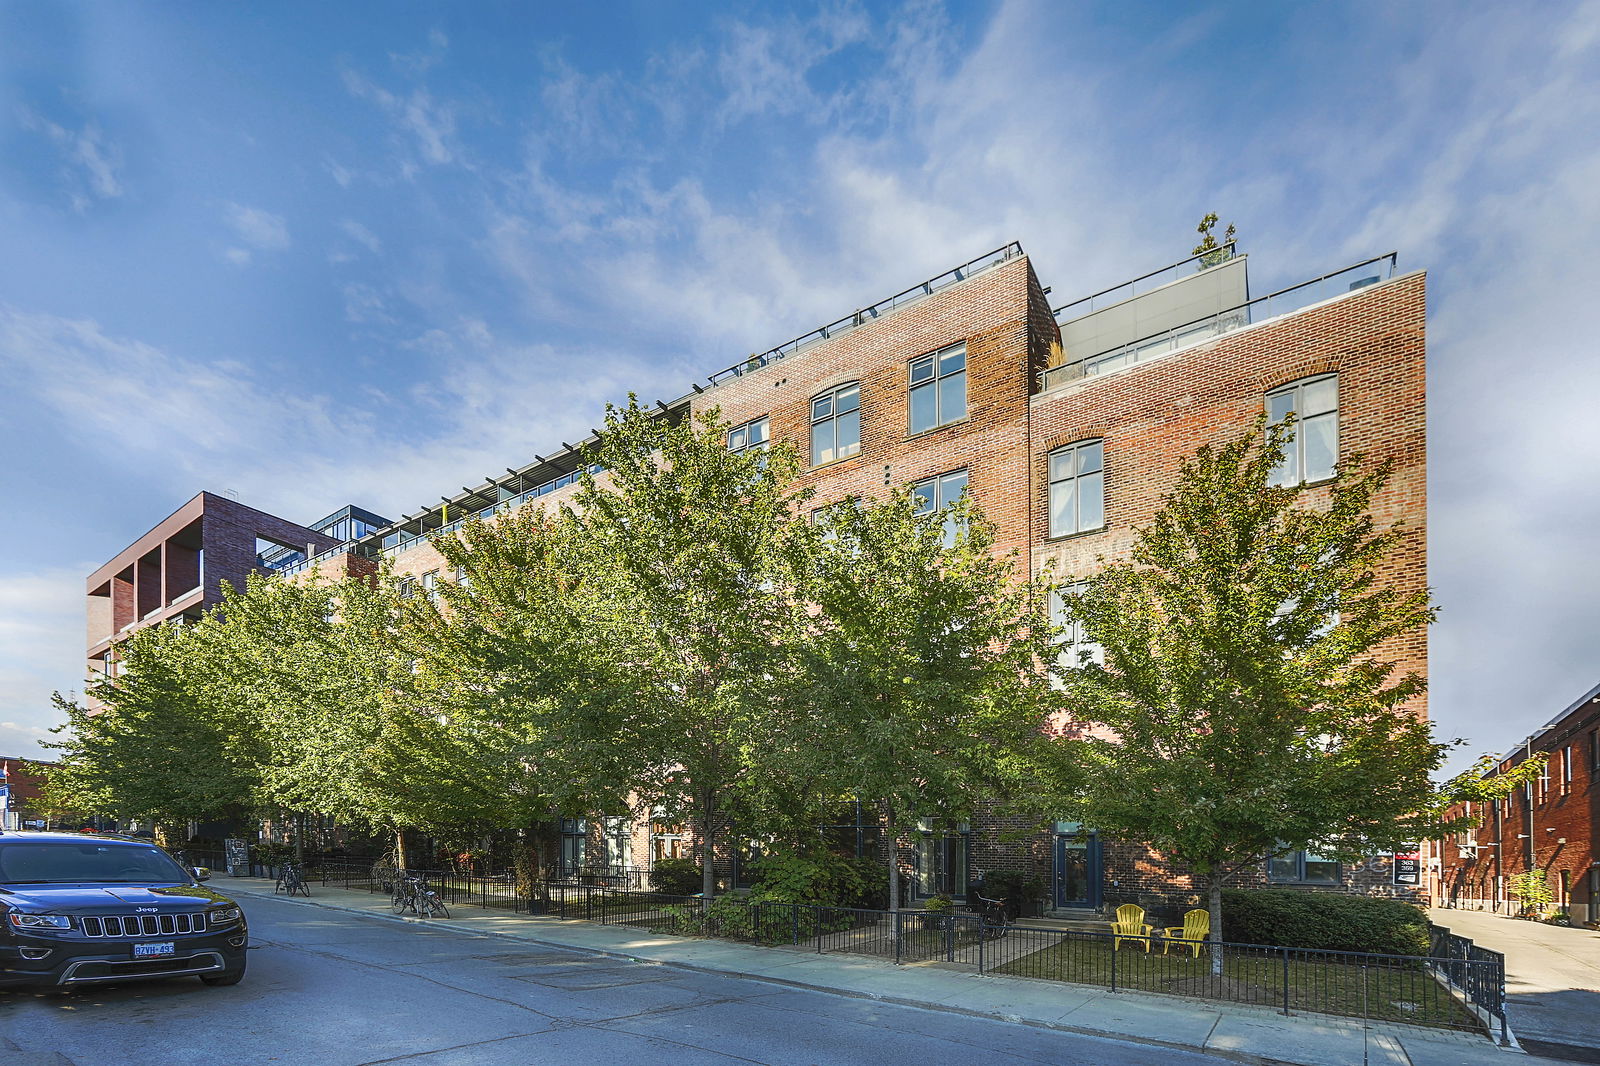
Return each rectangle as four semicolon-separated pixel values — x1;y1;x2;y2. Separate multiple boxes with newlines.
650;809;687;863
1048;583;1103;668
1267;375;1339;486
811;384;861;466
601;816;632;871
1268;847;1340;884
1048;440;1104;537
909;342;967;434
559;818;587;873
914;820;970;900
912;469;970;547
727;416;769;456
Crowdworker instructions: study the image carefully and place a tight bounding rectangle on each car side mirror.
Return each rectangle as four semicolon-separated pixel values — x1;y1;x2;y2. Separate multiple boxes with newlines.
191;866;211;882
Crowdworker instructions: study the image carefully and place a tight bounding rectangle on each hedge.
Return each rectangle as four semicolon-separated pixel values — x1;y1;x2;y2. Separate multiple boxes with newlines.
1221;889;1429;956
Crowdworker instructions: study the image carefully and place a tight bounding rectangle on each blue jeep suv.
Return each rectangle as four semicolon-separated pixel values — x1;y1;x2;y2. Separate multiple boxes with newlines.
0;831;247;989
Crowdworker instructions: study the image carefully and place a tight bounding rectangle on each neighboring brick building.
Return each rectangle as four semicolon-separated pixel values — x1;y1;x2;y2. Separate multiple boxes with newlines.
85;493;386;683
1433;682;1600;925
91;240;1430;918
1;756;57;831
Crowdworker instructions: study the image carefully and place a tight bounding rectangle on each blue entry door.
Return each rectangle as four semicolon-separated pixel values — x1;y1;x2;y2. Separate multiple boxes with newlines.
1053;825;1102;910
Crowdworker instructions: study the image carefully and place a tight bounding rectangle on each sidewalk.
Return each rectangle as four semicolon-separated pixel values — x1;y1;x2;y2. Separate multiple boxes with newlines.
1431;907;1600;1060
225;875;1528;1066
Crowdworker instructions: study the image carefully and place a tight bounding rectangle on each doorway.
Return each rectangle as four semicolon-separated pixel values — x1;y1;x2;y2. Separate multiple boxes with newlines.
1053;822;1102;910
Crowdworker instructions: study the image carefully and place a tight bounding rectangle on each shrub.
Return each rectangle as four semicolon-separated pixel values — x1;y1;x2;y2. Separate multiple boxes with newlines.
648;857;703;896
749;849;882;908
1221;889;1429;956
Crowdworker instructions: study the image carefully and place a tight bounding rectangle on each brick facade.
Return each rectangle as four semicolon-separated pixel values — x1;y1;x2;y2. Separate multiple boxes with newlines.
100;244;1428;916
1434;684;1600;925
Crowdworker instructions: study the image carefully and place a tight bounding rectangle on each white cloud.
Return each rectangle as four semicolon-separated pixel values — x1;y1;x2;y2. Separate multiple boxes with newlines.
340;219;383;255
343;70;461;169
19;110;125;212
0;565;93;759
222;202;290;251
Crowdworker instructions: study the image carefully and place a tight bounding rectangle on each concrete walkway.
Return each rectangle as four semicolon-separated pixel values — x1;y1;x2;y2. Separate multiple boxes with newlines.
1431;908;1600;1061
219;875;1532;1066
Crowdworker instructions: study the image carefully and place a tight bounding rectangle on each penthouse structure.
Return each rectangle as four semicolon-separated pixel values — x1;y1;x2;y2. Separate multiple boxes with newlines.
1433;683;1600;925
266;239;1428;917
85;494;387;681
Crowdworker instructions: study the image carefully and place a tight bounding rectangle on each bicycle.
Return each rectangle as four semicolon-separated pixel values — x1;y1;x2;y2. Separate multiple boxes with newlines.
275;860;312;897
970;892;1011;940
391;873;450;919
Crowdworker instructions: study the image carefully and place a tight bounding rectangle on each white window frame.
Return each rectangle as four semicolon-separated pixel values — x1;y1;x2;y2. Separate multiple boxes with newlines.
1049;583;1103;669
911;469;969;547
1267;374;1339;486
908;342;967;434
1047;439;1104;538
810;384;862;466
727;416;770;456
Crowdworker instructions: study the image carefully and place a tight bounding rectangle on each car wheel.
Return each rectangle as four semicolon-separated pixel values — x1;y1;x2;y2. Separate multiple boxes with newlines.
200;958;247;987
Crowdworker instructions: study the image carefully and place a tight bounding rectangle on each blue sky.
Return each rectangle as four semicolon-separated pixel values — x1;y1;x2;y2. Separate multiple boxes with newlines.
1;1;1597;771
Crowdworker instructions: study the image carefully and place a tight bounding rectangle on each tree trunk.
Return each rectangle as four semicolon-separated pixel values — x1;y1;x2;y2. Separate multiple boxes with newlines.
882;800;899;941
394;827;407;872
293;813;306;863
700;788;717;908
1207;874;1225;977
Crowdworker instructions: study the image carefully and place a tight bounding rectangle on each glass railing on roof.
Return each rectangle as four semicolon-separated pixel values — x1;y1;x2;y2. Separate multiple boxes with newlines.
379;464;604;557
1039;253;1397;393
1051;243;1238;321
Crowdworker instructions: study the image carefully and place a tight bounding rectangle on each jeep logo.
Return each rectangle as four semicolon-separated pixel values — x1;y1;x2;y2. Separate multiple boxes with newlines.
135;907;158;913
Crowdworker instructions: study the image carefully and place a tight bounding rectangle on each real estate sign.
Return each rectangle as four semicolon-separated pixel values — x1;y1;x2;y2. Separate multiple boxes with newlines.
1392;846;1422;886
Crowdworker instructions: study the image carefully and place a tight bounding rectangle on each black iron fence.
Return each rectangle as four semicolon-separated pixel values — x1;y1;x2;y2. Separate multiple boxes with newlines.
218;861;1507;1042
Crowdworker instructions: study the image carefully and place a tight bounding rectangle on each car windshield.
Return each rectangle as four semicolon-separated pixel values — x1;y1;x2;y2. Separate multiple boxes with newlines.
0;842;190;884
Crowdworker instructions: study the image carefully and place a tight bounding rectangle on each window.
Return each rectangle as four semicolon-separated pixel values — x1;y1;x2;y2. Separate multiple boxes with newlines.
914;820;970;900
1267;375;1339;485
1049;583;1103;668
421;570;439;603
1268;847;1340;885
1048;440;1104;537
397;576;416;600
454;565;471;589
727;416;769;456
810;384;861;466
650;809;687;863
912;469;969;547
559;818;587;874
1590;731;1599;772
908;342;967;434
601;816;632;871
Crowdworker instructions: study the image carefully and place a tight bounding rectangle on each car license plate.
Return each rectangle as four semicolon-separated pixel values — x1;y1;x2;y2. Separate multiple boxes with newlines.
133;942;176;958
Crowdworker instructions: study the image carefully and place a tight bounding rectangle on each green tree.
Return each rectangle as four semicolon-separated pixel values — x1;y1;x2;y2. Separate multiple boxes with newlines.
1046;421;1445;972
1193;212;1237;267
561;398;814;899
794;491;1059;925
46;623;257;838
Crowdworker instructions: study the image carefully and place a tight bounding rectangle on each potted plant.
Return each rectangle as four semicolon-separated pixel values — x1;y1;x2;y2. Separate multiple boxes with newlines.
921;893;954;929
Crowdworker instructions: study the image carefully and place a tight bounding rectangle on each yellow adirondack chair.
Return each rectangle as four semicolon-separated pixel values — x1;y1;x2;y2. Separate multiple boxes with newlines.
1162;908;1210;957
1109;903;1152;951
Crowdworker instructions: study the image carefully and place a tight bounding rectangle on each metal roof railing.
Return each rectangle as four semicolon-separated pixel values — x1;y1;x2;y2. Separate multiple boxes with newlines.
1052;242;1237;321
706;242;1024;386
1039;252;1398;393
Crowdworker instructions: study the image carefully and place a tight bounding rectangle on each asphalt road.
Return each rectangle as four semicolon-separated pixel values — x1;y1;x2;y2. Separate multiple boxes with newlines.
0;892;1237;1066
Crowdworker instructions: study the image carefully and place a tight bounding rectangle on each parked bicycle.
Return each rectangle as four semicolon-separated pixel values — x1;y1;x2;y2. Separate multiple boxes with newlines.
970;892;1011;939
391;873;450;919
275;860;312;897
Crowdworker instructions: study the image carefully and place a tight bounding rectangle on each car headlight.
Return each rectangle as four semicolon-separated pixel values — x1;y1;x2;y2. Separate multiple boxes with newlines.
208;906;243;925
8;913;72;930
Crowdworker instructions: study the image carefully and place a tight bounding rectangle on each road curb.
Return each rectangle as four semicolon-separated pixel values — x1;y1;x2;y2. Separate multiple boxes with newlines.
236;883;1302;1066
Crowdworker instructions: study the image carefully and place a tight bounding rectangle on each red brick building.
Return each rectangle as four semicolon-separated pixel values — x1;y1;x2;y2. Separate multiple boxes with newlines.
326;240;1428;916
84;495;387;684
1;756;56;831
92;240;1430;917
1432;682;1600;925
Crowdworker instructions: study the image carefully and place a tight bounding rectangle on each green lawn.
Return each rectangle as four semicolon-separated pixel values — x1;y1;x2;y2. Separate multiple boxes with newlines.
992;935;1479;1030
